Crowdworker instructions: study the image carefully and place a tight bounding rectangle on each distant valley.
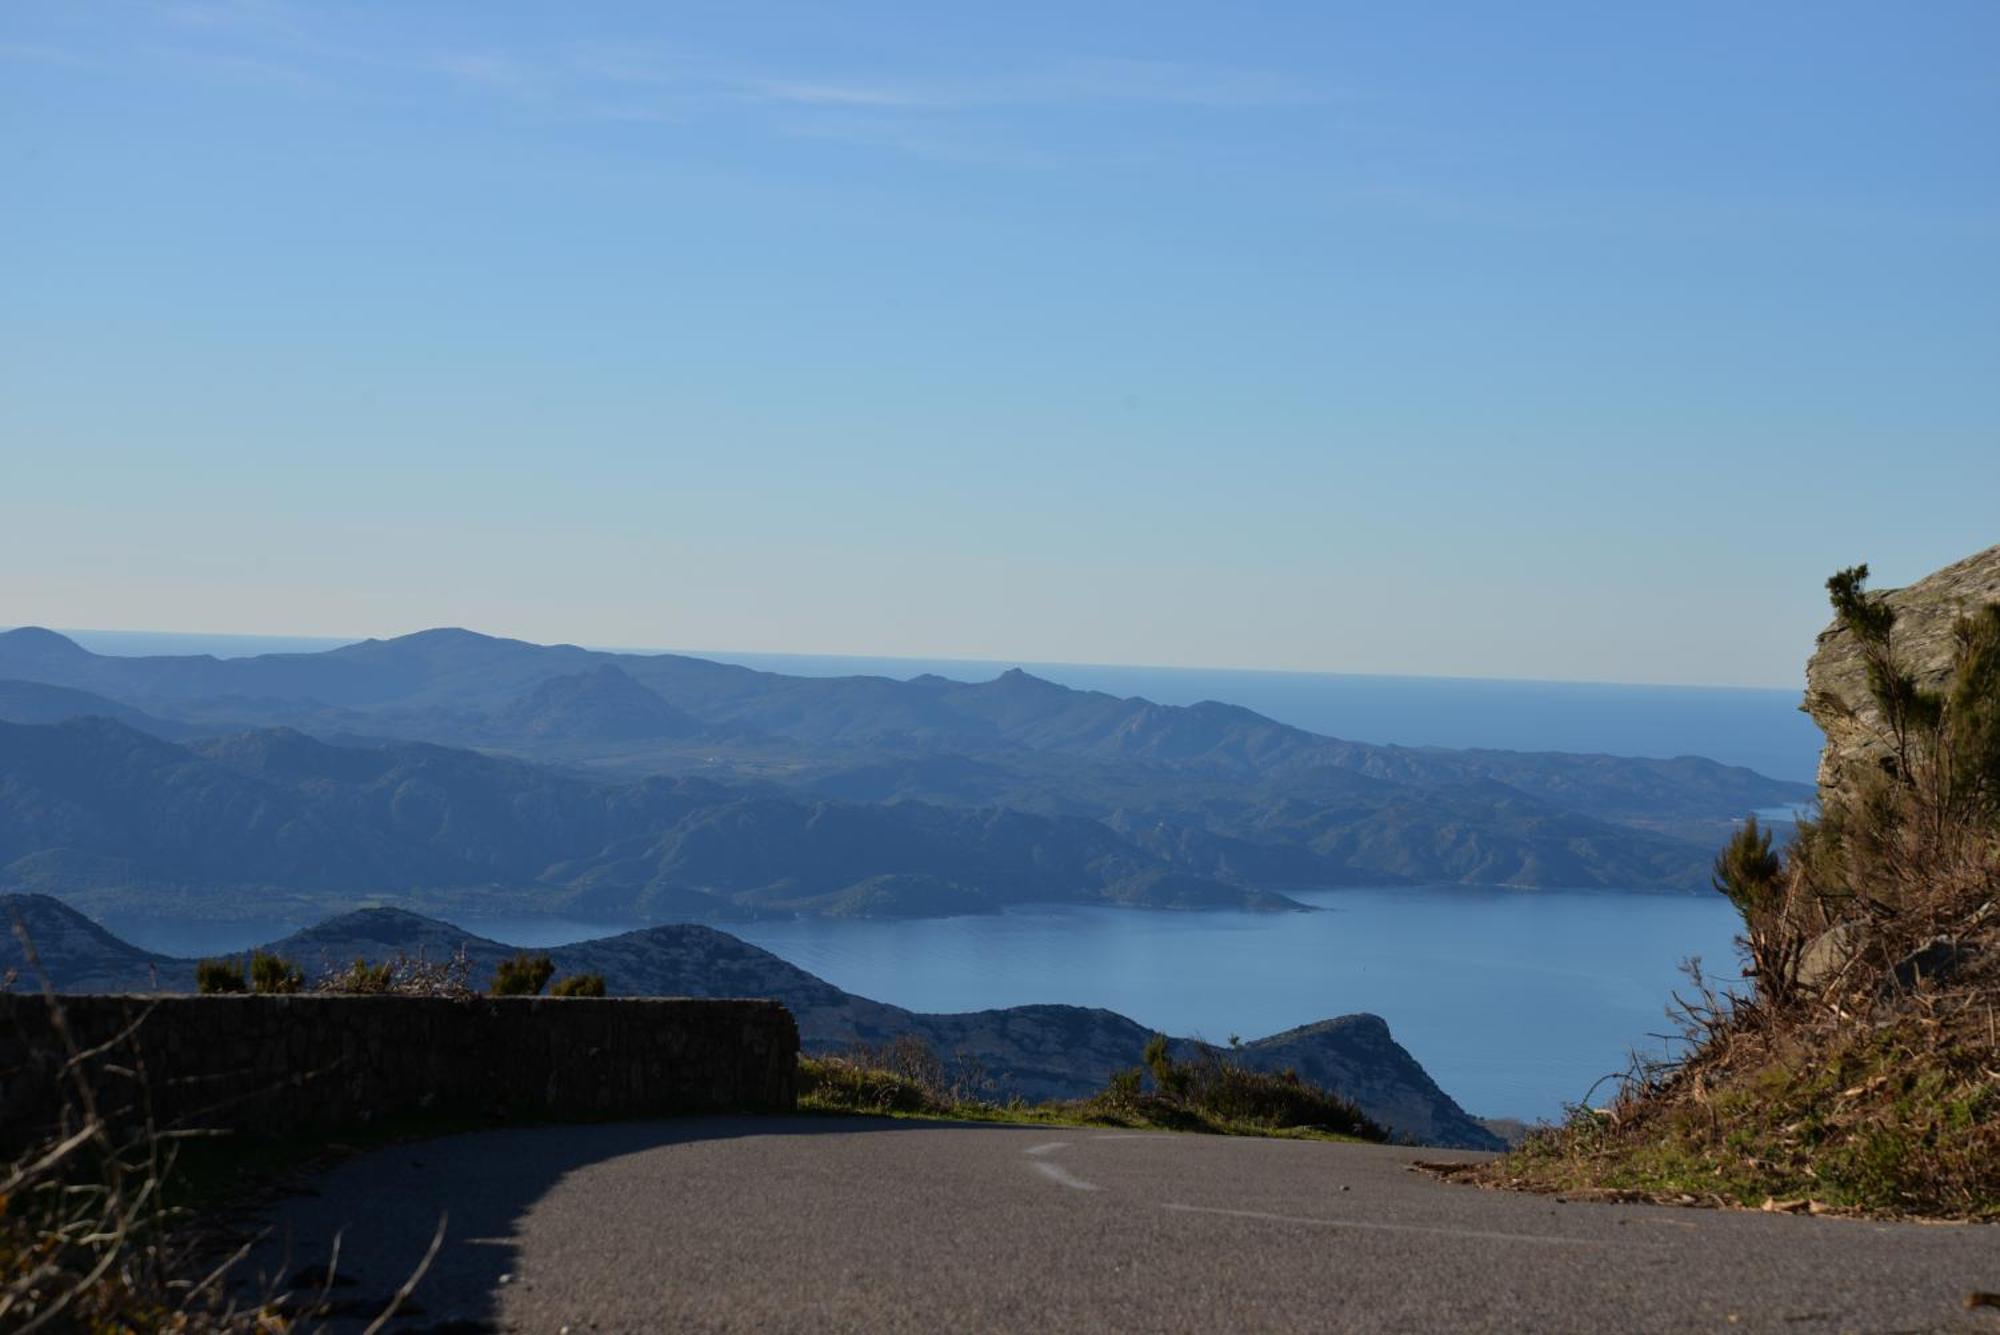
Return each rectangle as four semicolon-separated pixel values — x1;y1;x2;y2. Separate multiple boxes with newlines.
0;626;1811;923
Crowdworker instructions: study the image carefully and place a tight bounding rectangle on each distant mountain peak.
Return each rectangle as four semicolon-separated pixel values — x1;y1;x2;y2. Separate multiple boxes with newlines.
312;904;462;931
0;626;89;656
990;667;1061;690
349;627;513;651
400;627;500;644
269;905;513;961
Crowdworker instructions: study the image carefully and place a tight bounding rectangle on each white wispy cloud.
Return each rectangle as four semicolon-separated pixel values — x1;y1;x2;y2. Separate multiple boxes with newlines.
414;48;1326;164
745;58;1325;112
16;5;1325;169
420;41;1324;120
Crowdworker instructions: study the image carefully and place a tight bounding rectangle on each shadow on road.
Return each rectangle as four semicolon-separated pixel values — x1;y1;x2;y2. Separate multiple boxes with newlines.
244;1113;977;1332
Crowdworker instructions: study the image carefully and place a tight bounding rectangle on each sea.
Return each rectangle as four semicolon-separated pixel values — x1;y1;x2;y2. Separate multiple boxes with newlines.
65;629;1816;1122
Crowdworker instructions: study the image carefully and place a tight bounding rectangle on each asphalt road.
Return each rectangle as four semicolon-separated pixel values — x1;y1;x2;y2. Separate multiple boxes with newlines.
243;1116;1999;1334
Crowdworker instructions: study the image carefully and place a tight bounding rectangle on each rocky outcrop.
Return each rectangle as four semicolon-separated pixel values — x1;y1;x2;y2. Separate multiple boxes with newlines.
1229;1014;1494;1149
1802;544;2000;801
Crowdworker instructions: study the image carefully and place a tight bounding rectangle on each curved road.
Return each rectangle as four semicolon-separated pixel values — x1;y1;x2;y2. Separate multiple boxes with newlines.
247;1116;1998;1333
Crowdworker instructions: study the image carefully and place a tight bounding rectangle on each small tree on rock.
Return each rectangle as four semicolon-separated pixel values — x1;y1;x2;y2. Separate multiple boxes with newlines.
1713;815;1797;1004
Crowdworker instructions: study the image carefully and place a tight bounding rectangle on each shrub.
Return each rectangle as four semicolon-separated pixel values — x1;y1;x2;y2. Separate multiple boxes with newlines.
801;1036;995;1114
799;1055;943;1115
311;948;474;998
195;957;246;994
248;950;303;995
1143;1032;1191;1099
1102;1066;1145;1112
550;972;606;998
323;957;396;993
1713;815;1798;1004
489;952;555;996
1078;1038;1385;1140
1195;1063;1383;1138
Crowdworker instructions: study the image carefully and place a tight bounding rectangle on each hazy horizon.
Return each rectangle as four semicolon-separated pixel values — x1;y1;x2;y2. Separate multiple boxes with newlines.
33;622;1812;693
27;623;1825;779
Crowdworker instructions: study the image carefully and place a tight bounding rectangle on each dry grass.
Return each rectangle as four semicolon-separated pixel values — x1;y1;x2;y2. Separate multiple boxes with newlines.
3;924;448;1332
1;926;287;1332
1444;950;1999;1218
1446;569;2000;1220
309;948;475;997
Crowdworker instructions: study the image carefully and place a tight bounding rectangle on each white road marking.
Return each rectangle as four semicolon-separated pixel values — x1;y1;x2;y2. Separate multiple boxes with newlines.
1161;1202;1633;1247
1031;1161;1102;1192
1023;1141;1070;1157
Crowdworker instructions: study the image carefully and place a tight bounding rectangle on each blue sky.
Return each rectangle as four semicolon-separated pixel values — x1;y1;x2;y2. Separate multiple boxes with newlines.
3;2;1995;686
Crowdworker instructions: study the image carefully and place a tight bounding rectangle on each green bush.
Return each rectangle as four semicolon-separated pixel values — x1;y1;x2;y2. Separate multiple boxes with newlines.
249;950;303;994
550;972;606;997
1101;1066;1145;1112
1713;814;1798;1003
489;952;555;996
1195;1063;1384;1138
195;957;246;994
1143;1032;1191;1099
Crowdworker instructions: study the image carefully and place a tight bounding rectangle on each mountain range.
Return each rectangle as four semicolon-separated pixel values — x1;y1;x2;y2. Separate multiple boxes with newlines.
0;626;1812;920
0;891;1500;1149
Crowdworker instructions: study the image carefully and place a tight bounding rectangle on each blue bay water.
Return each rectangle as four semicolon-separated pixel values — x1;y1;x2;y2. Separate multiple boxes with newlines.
473;888;1748;1123
106;887;1744;1124
726;887;1746;1124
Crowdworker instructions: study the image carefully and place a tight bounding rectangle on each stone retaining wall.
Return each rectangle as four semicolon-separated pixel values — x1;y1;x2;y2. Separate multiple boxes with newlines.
0;994;798;1147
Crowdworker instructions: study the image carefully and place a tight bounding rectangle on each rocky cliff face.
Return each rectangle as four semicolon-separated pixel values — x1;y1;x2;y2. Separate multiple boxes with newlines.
1802;543;2000;801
